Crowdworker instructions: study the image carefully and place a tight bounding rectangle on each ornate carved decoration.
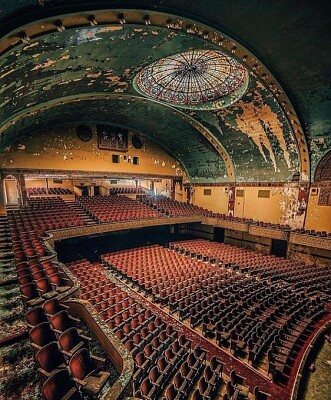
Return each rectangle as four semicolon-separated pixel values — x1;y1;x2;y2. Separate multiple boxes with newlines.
50;216;202;241
290;233;331;251
249;225;289;240
203;217;249;232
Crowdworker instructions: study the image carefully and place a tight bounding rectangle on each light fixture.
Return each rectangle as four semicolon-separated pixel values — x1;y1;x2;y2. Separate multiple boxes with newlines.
203;31;209;39
186;25;193;33
88;15;98;26
18;31;31;44
118;13;126;24
143;15;151;25
166;18;172;28
55;19;65;32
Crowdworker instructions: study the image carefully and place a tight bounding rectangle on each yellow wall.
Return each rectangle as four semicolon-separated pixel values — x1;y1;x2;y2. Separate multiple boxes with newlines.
193;186;228;214
305;188;331;232
0;126;185;178
234;186;303;227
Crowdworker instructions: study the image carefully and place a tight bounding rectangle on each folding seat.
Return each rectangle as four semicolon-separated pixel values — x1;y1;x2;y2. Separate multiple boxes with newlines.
187;353;201;374
139;376;157;399
230;370;249;399
29;322;57;351
148;321;159;336
19;273;33;286
144;343;157;364
134;352;150;384
166;325;178;340
36;342;67;379
42;369;81;400
157;355;172;377
173;371;188;395
50;310;80;336
164;383;181;400
230;331;246;356
149;365;164;389
69;348;110;397
26;306;48;328
165;347;178;367
20;282;43;308
193;345;207;363
48;272;71;292
199;376;213;399
210;356;224;377
151;336;164;355
35;277;58;299
192;389;204;400
253;386;271;400
59;327;91;358
171;340;186;362
141;327;152;343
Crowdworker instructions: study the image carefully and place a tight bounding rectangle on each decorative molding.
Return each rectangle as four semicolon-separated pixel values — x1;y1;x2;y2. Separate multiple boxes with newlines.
290;233;331;251
249;225;289;240
50;216;202;241
1;167;182;181
203;217;249;232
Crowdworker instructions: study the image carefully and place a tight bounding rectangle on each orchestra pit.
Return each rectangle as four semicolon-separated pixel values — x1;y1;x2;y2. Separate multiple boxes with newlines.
0;1;330;400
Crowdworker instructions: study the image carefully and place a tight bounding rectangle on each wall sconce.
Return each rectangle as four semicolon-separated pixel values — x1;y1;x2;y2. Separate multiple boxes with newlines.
203;31;209;39
88;15;98;26
18;31;31;44
55;19;65;32
118;13;126;24
143;15;151;25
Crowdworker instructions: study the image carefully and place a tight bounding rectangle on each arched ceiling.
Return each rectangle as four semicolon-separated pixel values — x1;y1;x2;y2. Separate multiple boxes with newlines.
0;1;330;183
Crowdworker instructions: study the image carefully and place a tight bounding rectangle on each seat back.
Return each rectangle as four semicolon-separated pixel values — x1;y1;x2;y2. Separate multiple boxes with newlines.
59;327;82;352
26;306;47;327
69;348;95;380
42;369;79;400
43;298;66;316
51;310;73;333
36;342;65;373
30;322;56;347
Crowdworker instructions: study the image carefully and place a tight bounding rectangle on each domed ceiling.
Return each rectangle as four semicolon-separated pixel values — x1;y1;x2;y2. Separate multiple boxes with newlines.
0;1;330;183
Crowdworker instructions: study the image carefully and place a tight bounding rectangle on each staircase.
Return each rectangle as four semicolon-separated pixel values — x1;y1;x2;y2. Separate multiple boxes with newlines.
65;200;98;226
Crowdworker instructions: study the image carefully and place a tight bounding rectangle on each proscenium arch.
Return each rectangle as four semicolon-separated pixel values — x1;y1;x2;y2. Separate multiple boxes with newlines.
0;94;234;183
0;8;309;181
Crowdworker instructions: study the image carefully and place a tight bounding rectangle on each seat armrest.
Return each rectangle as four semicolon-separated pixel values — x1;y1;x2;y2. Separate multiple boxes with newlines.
73;377;87;386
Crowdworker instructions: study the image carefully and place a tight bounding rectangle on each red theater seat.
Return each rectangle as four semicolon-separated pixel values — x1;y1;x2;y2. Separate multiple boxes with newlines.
42;369;81;400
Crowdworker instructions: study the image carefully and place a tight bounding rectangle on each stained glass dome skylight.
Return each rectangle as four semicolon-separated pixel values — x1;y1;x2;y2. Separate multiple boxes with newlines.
134;49;249;110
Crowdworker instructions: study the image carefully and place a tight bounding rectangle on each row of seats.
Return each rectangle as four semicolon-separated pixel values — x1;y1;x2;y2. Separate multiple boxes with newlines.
26;298;110;399
138;195;209;217
109;187;145;194
67;259;271;399
102;242;328;381
169;239;331;296
27;187;73;195
78;195;162;223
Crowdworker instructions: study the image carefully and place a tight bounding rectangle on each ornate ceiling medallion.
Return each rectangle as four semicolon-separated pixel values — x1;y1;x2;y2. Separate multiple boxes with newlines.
134;49;249;110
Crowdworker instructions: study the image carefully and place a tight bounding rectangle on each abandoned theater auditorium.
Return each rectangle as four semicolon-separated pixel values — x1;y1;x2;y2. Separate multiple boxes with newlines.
0;1;330;400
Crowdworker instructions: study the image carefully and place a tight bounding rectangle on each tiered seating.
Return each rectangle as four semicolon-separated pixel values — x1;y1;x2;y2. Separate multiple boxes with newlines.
8;211;49;259
78;195;161;223
27;187;72;196
27;298;110;399
102;245;239;319
67;259;233;399
103;242;328;381
139;195;209;217
110;187;145;195
26;197;85;229
16;259;71;308
170;240;331;296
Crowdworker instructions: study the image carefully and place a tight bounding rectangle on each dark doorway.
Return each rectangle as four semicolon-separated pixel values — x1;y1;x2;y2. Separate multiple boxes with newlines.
270;239;288;257
214;227;225;243
79;186;89;196
94;186;100;196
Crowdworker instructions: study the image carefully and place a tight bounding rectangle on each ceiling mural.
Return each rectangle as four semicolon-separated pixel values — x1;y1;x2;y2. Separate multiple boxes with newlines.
1;1;329;182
